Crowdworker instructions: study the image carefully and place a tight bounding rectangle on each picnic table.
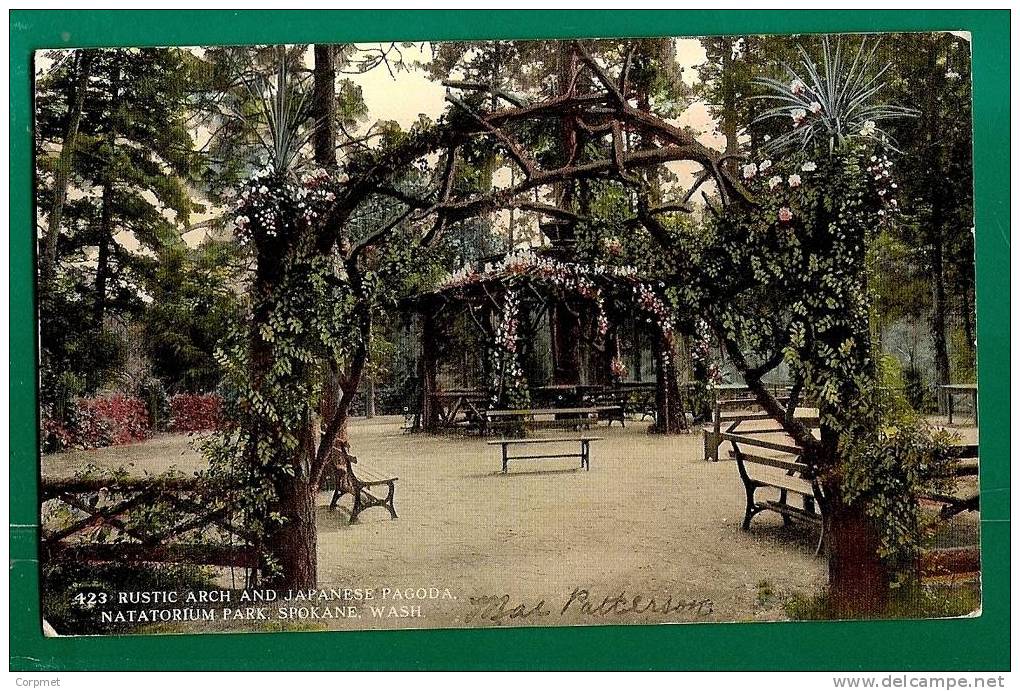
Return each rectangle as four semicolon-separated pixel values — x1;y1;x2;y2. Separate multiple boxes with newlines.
941;384;978;426
486;436;603;473
431;389;489;429
480;406;612;435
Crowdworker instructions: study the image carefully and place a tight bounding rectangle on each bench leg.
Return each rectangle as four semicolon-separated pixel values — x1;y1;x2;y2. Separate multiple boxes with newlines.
779;489;792;527
741;482;758;530
385;481;398;519
502;443;508;474
350;485;364;524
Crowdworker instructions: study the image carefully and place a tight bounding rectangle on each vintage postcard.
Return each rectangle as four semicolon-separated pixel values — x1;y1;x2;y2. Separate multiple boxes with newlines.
34;31;980;637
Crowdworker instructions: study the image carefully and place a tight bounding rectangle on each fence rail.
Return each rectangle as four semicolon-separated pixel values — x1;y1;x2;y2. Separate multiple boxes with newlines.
40;475;257;570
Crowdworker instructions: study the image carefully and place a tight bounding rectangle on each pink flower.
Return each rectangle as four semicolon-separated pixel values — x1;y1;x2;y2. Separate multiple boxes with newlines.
791;108;807;126
778;207;793;223
809;101;823;115
790;79;806;95
741;163;758;179
767;175;783;190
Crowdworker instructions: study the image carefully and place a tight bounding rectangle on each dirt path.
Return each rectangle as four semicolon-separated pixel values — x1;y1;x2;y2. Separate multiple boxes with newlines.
42;415;974;631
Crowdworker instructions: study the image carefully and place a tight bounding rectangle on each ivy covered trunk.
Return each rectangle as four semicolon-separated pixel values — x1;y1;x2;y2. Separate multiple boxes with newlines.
266;429;319;590
652;331;686;434
823;486;890;616
248;268;320;590
816;427;890;616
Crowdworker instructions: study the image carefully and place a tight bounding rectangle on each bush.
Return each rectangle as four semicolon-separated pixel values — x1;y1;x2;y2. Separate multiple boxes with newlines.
41;394;151;452
79;394;151;446
169;393;222;432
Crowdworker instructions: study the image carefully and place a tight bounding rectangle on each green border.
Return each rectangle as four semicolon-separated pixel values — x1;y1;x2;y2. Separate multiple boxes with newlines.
9;9;1010;671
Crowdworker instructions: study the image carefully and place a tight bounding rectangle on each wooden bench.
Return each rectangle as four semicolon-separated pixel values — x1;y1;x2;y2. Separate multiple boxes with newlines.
591;390;629;426
328;452;398;524
487;436;602;473
481;407;602;435
724;432;825;554
704;395;819;461
923;443;979;520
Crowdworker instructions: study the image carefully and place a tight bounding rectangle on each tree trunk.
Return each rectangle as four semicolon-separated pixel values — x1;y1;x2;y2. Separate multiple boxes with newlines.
652;331;686;434
719;37;740;172
92;61;120;329
930;235;951;411
266;426;318;590
92;182;113;328
419;308;441;431
42;51;94;285
818;422;890;618
550;301;581;385
365;375;376;418
312;45;337;166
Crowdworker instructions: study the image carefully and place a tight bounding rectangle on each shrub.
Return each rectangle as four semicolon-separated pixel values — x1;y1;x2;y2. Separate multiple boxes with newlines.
169;393;222;433
40;395;150;452
79;394;151;446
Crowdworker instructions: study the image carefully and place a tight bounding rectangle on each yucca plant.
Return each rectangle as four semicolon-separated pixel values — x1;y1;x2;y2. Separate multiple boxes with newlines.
232;47;318;176
753;36;917;155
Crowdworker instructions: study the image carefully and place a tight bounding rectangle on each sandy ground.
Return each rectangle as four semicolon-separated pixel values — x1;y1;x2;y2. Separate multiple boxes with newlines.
41;415;979;632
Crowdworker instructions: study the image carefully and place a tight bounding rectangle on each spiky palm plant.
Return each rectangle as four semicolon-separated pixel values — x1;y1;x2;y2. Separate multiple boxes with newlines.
236;47;318;176
754;37;916;155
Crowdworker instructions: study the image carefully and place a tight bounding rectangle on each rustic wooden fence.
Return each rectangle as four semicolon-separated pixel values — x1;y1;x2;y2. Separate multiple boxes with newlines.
40;475;258;571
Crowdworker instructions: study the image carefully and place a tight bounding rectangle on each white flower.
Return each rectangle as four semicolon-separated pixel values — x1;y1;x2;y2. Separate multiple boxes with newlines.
259;185;269;194
741;163;758;180
859;120;877;136
809;101;823;114
790;79;805;95
946;70;961;80
767;175;783;190
759;159;773;173
788;173;802;188
778;207;793;222
801;161;817;172
763;134;772;142
325;192;336;201
791;108;807;126
234;215;249;226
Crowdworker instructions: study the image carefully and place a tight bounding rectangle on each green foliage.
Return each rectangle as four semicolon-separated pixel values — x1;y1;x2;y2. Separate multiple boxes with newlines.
142;239;245;392
949;326;977;383
38;283;127;406
36;47;203;408
785;580;980;620
838;397;960;562
41;561;218;635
